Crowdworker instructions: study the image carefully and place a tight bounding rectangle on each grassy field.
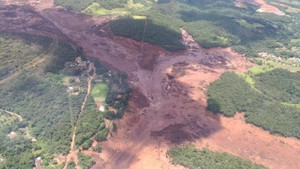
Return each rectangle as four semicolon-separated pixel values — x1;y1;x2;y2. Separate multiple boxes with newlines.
91;83;108;103
235;72;256;89
167;145;266;169
82;0;150;16
82;2;129;16
282;102;300;109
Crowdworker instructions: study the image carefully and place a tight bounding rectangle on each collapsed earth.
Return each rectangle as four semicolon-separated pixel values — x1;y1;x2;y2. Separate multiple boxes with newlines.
0;0;300;169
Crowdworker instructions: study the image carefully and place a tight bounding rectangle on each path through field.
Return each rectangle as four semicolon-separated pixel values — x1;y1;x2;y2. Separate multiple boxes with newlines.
0;109;23;121
63;63;96;169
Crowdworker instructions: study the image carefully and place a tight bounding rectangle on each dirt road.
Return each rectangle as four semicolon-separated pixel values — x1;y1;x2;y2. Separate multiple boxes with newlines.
63;63;96;169
1;2;300;169
0;109;23;121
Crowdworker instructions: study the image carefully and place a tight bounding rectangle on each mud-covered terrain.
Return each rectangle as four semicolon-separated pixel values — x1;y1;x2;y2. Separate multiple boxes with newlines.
1;0;300;169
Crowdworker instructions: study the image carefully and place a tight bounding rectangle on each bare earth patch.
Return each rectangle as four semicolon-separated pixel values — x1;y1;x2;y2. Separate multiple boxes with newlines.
1;2;300;169
235;0;285;15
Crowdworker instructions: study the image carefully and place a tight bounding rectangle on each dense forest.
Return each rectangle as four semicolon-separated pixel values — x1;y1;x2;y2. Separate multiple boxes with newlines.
0;32;52;80
207;69;300;138
0;32;86;168
167;145;266;169
109;17;185;51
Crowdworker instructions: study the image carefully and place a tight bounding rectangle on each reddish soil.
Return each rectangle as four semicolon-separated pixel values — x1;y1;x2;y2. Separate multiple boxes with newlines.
1;2;300;169
2;0;54;10
235;0;285;15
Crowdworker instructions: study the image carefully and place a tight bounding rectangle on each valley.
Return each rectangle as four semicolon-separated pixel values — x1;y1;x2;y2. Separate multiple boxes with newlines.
0;0;300;169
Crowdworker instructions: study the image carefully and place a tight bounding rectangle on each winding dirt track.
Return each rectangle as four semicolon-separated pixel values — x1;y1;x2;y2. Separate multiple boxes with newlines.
0;109;23;121
1;1;300;169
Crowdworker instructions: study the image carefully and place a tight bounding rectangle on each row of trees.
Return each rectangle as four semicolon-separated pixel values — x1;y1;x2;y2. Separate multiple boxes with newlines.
167;145;266;169
75;96;108;149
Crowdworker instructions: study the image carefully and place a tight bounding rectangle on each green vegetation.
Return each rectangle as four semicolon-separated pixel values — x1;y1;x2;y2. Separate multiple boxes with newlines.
0;32;130;168
255;69;300;103
0;32;52;80
207;69;300;138
167;145;266;169
74;60;131;150
83;2;129;16
266;0;300;11
235;72;255;89
0;62;85;156
109;17;185;51
249;58;300;75
91;83;108;103
67;161;76;169
55;0;150;12
93;144;102;153
0;110;18;129
248;64;275;75
54;0;99;11
44;40;84;74
0;138;35;169
90;60;131;119
0;32;95;168
75;96;107;149
78;152;94;169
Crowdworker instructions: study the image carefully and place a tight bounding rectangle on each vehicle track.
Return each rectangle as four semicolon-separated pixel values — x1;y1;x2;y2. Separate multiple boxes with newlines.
0;108;23;121
63;63;96;169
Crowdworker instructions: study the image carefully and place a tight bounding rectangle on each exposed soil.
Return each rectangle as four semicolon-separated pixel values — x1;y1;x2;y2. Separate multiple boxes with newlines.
1;2;300;169
2;0;54;10
235;0;285;15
